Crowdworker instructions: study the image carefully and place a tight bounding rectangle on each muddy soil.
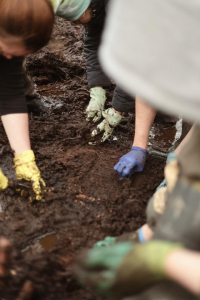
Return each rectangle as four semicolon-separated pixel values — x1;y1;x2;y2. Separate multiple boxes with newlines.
0;18;175;299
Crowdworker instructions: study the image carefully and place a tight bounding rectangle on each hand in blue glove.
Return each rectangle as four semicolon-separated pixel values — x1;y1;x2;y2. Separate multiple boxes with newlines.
114;146;147;180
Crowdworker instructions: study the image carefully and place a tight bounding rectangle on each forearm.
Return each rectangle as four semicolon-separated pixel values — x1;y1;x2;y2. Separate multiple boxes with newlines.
1;113;31;156
165;248;200;295
174;125;194;155
133;96;156;150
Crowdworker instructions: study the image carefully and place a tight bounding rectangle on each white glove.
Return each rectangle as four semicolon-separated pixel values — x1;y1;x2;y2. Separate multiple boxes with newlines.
91;108;122;142
86;87;106;122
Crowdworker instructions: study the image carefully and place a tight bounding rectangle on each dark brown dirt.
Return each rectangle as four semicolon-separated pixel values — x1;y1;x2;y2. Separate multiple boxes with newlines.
0;18;167;299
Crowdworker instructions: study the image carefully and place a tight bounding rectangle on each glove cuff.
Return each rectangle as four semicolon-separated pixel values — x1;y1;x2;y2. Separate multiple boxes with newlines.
102;108;123;126
131;146;147;154
166;152;178;164
90;87;106;100
13;150;35;167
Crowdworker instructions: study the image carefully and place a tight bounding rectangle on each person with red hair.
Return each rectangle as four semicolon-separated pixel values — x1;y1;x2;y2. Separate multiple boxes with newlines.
0;0;54;200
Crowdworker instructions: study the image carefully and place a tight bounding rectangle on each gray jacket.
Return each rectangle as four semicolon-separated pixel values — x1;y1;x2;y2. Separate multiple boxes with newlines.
84;0;134;112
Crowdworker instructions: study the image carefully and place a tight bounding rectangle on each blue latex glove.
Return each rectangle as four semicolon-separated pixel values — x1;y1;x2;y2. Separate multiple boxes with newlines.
114;146;147;180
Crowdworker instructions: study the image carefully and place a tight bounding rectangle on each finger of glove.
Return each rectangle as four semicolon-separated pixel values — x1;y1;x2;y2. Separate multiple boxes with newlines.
91;128;99;137
0;171;8;191
94;238;116;248
113;162;126;178
74;265;114;297
0;179;8;191
82;270;114;296
36;194;43;201
105;237;116;243
91;128;102;138
76;249;112;269
94;241;109;248
91;120;107;137
31;180;43;197
34;179;46;200
101;128;113;143
122;165;136;178
116;158;139;178
93;111;102;123
77;243;133;270
86;110;96;121
39;178;47;193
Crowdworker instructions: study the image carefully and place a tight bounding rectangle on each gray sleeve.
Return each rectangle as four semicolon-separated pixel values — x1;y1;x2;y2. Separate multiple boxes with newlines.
84;28;110;89
0;56;27;116
112;85;135;112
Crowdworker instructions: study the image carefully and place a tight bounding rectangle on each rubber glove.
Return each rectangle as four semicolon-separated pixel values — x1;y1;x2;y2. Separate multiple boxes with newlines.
91;108;122;142
94;231;141;249
86;87;106;122
94;237;116;248
74;241;182;298
156;152;178;191
114;146;147;180
0;168;8;191
13;150;46;200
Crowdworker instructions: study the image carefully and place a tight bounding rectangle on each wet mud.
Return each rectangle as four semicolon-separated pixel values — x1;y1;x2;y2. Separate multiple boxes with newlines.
0;19;181;299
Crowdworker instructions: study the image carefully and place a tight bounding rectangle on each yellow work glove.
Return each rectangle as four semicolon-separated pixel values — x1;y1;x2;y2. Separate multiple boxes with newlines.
13;150;46;201
0;168;8;191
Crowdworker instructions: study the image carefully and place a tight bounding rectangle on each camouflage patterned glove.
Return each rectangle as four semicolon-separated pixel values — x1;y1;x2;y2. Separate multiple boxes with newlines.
91;108;122;142
74;241;182;298
86;87;106;122
94;231;140;248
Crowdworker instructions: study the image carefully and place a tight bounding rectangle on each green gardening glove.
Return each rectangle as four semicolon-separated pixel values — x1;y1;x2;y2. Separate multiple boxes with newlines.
94;237;116;248
91;108;122;142
94;231;140;248
86;87;106;122
74;241;182;298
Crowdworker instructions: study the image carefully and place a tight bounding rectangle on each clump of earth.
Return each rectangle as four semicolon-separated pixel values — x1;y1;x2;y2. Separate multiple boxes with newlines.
0;18;168;299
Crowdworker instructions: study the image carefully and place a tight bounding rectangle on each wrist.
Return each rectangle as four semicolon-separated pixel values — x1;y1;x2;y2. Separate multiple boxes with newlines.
113;108;123;116
13;150;35;166
132;141;148;150
131;146;147;153
133;136;148;150
14;148;32;157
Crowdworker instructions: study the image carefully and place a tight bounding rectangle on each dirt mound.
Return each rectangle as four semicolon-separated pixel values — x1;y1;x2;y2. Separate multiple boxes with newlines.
0;18;166;299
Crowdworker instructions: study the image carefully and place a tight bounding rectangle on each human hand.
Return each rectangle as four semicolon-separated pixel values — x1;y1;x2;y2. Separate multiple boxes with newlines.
13;150;46;200
91;108;122;142
156;152;178;191
114;146;147;180
74;241;182;298
86;87;106;122
0;168;8;191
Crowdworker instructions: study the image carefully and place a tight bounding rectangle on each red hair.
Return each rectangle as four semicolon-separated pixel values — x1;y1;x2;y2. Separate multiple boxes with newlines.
0;0;54;52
